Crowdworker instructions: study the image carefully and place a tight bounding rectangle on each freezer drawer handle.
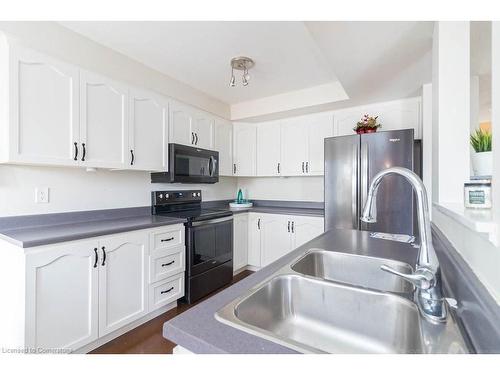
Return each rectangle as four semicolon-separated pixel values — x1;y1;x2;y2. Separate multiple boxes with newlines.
160;287;174;295
161;237;175;242
161;260;175;267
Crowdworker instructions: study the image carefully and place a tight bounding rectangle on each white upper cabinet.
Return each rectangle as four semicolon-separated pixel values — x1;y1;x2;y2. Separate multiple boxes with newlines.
80;71;128;169
306;113;334;175
6;45;80;166
98;231;148;336
192;111;214;150
25;239;99;351
215;118;233;176
129;89;168;171
169;102;214;149
334;98;421;139
280;117;309;176
169;101;194;146
257;121;282;176
233;123;257;176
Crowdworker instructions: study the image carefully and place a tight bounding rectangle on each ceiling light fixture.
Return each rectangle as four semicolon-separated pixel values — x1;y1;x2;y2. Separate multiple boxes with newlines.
229;56;254;87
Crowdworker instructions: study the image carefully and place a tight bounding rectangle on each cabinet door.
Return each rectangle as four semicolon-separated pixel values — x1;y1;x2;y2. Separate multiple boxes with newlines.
247;214;261;267
292;216;325;249
98;231;148;336
280;118;308;176
8;45;79;166
193;112;214;150
307;113;334;175
233;214;249;272
257;121;281;176
80;71;128;169
129;89;168;171
233;123;257;176
215;118;233;176
169;101;194;146
25;240;99;351
260;214;292;267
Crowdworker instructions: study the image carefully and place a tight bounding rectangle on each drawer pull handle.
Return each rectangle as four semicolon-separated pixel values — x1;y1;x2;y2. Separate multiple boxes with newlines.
161;260;175;267
160;287;174;295
160;237;175;242
93;247;98;268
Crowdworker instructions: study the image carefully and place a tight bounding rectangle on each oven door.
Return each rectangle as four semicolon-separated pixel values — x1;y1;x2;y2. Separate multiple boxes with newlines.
186;216;233;277
169;143;219;183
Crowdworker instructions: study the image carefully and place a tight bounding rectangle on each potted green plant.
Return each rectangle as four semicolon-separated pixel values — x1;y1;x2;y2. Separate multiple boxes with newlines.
470;128;492;176
353;114;381;134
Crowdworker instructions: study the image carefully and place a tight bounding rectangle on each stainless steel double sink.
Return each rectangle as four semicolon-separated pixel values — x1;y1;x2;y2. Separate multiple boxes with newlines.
215;249;468;354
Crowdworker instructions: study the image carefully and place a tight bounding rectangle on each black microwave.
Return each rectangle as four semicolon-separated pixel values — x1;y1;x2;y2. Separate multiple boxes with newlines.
151;143;219;184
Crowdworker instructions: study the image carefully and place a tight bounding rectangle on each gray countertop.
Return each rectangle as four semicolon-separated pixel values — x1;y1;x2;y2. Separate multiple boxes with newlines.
0;214;186;248
0;202;323;249
162;228;418;354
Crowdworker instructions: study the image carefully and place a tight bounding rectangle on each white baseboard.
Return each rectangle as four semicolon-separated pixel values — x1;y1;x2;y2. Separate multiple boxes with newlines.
75;301;177;354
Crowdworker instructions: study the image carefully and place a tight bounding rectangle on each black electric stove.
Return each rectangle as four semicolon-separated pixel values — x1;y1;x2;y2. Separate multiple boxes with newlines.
151;190;233;304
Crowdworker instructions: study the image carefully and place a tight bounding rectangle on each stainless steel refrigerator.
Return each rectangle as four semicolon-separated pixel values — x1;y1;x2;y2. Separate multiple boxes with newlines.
325;129;418;235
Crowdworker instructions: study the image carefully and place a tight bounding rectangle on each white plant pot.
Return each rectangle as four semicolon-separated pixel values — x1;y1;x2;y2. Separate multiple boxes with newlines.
471;151;492;176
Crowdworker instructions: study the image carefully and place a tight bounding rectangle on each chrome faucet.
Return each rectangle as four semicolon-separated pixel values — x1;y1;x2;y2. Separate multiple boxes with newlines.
361;167;447;323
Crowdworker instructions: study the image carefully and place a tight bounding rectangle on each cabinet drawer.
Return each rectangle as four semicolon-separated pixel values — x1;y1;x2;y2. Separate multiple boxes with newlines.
149;274;184;312
151;226;184;251
150;246;185;283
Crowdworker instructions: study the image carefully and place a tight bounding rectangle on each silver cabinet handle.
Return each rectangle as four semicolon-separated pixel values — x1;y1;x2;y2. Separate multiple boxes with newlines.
233;164;237;174
195;133;199;145
306;161;309;173
277;162;280;174
191;132;195;144
287;221;290;232
257;218;261;230
291;221;295;233
302;161;305;173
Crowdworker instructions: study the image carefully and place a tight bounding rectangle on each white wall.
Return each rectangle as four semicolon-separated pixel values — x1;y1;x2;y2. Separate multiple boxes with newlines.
237;177;324;202
431;22;470;205
0;165;237;217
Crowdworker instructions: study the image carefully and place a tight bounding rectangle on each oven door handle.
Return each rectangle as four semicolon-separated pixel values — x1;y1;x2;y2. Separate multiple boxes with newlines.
190;215;233;226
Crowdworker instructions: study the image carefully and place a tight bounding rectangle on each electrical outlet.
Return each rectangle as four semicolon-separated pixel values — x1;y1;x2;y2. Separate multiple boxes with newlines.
35;187;49;203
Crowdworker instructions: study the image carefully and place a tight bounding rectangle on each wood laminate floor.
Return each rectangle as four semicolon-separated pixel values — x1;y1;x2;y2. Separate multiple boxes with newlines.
90;270;253;354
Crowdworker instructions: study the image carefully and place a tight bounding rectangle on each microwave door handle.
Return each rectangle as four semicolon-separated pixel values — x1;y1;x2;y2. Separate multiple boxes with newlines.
212;157;217;177
208;156;213;176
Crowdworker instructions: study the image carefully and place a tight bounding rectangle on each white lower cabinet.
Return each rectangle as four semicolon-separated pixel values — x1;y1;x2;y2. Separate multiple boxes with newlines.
246;213;325;269
97;232;148;336
25;239;99;351
21;224;185;352
233;213;249;272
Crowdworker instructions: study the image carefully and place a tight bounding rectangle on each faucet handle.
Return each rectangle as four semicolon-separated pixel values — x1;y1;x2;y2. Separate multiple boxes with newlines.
380;265;434;290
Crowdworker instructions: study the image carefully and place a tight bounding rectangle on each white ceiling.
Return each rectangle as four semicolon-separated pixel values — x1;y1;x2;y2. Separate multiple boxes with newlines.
60;21;434;109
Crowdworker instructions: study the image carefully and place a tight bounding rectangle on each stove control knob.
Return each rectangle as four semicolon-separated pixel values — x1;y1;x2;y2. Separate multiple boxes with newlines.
165;194;169;199
197;192;201;197
159;193;163;200
192;192;196;197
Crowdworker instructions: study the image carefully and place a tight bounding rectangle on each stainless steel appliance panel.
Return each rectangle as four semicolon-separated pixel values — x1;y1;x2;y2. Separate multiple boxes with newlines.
324;135;360;231
360;129;414;234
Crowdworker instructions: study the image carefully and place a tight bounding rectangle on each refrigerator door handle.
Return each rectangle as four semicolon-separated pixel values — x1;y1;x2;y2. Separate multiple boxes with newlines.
352;144;359;230
361;141;369;229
